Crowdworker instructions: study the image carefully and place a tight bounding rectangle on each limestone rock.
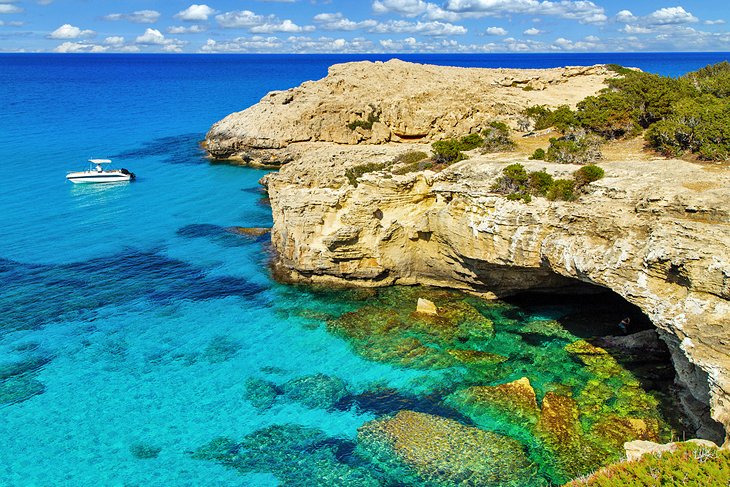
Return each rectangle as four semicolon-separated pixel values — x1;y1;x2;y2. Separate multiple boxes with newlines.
624;438;719;461
205;59;616;161
210;60;730;444
415;298;437;315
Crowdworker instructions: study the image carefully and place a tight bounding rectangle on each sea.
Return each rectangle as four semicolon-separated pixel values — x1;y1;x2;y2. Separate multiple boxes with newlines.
0;52;727;486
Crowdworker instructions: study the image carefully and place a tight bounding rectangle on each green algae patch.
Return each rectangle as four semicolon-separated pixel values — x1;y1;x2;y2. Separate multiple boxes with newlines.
326;287;495;370
357;410;540;487
564;442;730;487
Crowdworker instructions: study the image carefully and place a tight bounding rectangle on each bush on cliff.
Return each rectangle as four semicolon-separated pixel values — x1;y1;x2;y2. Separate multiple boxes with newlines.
431;133;484;164
521;62;730;161
546;130;603;165
564;443;730;487
482;121;516;152
574;164;605;189
345;162;386;187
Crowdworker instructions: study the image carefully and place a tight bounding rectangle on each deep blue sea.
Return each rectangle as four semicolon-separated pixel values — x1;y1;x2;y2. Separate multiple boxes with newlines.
0;52;727;486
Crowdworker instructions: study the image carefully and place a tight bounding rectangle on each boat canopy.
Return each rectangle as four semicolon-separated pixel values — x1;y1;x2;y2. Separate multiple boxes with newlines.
89;159;112;164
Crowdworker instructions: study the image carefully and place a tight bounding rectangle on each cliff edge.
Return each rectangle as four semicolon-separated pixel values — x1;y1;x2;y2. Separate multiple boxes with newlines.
206;60;730;445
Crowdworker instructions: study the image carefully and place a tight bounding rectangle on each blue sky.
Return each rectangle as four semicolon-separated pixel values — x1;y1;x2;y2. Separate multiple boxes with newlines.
0;1;728;53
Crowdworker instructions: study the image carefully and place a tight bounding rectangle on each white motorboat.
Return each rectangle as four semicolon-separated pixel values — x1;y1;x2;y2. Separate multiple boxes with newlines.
66;159;136;184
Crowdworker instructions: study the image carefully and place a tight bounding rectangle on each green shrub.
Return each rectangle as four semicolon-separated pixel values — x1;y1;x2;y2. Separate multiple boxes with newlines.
347;108;380;131
564;443;730;487
546;131;603;164
491;163;528;193
528;169;554;196
645;95;730;161
605;64;635;75
547;179;576;201
459;133;485;150
530;148;546;160
576;92;642;139
345;162;386;187
482;121;516;152
524;105;579;132
431;139;468;165
392;150;428;166
574;164;605;188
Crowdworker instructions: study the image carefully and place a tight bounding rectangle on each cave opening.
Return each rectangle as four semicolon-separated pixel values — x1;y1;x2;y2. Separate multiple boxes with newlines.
503;282;726;445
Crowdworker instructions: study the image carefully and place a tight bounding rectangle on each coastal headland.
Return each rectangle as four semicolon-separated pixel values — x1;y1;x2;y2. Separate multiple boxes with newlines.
205;59;730;454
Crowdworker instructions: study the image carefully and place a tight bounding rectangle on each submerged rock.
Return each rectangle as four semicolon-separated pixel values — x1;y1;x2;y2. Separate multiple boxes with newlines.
0;375;45;405
192;425;381;486
244;377;280;410
282;373;349;410
129;442;162;460
415;298;438;315
226;226;271;237
449;377;539;426
203;335;241;363
357;410;538;486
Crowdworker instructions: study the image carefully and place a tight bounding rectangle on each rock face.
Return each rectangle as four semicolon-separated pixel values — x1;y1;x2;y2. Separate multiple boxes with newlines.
207;60;730;444
205;59;616;163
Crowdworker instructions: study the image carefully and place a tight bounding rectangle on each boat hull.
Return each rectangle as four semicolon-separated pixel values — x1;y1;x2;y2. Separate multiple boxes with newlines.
66;171;133;184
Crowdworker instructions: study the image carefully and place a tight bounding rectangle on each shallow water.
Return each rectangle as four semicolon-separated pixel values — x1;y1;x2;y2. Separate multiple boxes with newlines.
0;53;708;486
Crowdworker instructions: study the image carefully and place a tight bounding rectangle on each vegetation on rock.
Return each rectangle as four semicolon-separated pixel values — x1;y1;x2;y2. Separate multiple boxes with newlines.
523;62;730;161
565;443;730;487
491;163;603;203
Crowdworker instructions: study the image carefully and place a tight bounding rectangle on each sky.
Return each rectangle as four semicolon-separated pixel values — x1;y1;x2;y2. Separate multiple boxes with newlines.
0;1;728;53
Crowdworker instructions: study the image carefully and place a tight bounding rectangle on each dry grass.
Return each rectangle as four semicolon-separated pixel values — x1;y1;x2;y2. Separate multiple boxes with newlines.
682;181;720;192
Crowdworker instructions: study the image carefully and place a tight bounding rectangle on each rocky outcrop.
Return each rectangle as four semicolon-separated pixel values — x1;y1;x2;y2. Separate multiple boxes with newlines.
205;59;616;163
263;148;730;444
207;60;730;444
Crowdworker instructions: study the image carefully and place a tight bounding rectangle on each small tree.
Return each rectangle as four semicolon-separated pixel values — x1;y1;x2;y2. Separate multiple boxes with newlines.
432;139;467;165
574;164;605;189
482;122;516;152
547;179;576;201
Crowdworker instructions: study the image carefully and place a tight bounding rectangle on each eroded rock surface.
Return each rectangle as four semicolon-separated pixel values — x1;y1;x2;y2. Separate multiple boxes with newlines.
207;60;730;444
205;59;616;163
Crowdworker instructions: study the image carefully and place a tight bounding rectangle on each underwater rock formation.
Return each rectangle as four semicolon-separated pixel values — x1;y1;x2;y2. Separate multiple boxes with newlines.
282;373;350;410
191;425;381;486
357;410;538;486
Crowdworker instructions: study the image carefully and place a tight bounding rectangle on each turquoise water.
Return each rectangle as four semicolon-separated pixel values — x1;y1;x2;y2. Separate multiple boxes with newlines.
0;53;711;486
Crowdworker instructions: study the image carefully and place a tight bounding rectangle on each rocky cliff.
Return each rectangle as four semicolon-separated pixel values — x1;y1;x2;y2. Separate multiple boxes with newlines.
206;60;730;444
205;59;616;164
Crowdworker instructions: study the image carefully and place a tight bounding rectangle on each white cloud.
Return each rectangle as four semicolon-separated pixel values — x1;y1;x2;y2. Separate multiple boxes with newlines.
372;0;431;17
136;28;169;45
523;27;542;35
134;28;187;52
103;10;160;24
313;13;378;31
485;26;507;35
372;0;610;24
250;19;314;34
646;6;698;25
168;25;206;34
614;10;635;23
216;10;267;28
175;4;216;22
104;36;125;46
705;19;726;25
371;20;467;35
49;24;95;39
53;42;107;53
0;4;23;14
